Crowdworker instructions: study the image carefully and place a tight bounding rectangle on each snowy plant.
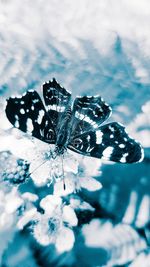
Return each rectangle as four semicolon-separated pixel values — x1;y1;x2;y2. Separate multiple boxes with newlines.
82;219;147;266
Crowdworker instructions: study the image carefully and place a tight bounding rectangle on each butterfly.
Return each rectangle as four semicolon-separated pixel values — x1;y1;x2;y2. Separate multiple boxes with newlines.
5;78;144;164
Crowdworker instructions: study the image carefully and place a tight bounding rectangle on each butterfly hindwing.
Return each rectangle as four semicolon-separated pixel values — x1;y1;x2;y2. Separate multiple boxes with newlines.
68;122;144;163
71;95;112;137
43;78;71;131
5;90;56;144
5;79;144;164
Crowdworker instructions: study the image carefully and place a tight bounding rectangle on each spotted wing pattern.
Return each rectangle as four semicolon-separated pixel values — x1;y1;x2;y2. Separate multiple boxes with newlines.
5;90;56;144
43;78;71;132
5;78;144;164
68;122;144;163
71;95;112;137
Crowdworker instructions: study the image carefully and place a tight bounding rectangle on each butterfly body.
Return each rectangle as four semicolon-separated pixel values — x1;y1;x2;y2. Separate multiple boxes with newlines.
5;78;144;163
55;105;72;155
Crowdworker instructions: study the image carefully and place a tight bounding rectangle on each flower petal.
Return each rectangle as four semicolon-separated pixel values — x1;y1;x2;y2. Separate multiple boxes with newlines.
62;206;78;226
54;176;75;196
22;192;38;202
79;156;101;177
55;226;75;253
33;220;52;246
63;152;78;174
80;176;102;191
17;208;38;230
31;160;52;187
40;195;62;214
70;197;95;212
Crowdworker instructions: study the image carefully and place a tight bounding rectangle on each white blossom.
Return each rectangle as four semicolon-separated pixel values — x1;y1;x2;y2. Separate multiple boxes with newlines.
33;195;78;253
54;155;102;196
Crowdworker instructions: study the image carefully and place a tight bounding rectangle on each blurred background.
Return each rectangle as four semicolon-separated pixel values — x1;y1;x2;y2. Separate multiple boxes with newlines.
0;0;150;266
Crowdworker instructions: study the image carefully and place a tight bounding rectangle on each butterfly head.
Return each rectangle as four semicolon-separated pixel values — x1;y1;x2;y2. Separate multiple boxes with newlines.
54;145;67;157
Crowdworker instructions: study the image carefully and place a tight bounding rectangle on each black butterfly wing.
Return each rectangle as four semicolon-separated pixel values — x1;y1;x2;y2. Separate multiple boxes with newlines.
5;90;56;144
68;122;144;163
71;95;112;136
43;78;72;132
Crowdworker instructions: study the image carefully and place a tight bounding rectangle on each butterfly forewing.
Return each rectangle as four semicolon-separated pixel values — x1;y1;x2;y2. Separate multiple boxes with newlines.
68;122;144;163
71;95;112;137
5;90;56;144
5;78;144;164
43;78;71;132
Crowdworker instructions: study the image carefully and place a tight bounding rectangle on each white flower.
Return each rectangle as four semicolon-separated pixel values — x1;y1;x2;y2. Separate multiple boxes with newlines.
28;142;79;187
1;129;102;192
0;134;78;187
0;126;102;192
33;195;78;253
54;154;102;196
69;196;95;212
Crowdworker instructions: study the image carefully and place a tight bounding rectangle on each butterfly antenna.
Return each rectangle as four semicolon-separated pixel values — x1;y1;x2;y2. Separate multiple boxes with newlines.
61;155;66;190
27;159;48;178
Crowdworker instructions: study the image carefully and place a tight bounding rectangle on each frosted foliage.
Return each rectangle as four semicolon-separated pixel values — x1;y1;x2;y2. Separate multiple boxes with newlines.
0;1;149;264
82;219;147;266
123;191;150;228
128;100;150;147
1;0;150;85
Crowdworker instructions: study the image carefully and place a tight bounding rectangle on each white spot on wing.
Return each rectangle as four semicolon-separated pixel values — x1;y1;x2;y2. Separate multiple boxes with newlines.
27;118;33;133
33;99;39;104
102;146;114;159
14;115;19;128
48;105;65;112
138;148;144;162
109;126;115;132
120;153;129;163
15;120;19;128
75;111;98;128
86;146;93;153
37;110;45;124
96;130;103;144
119;144;125;148
20;108;25;114
87;135;90;142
